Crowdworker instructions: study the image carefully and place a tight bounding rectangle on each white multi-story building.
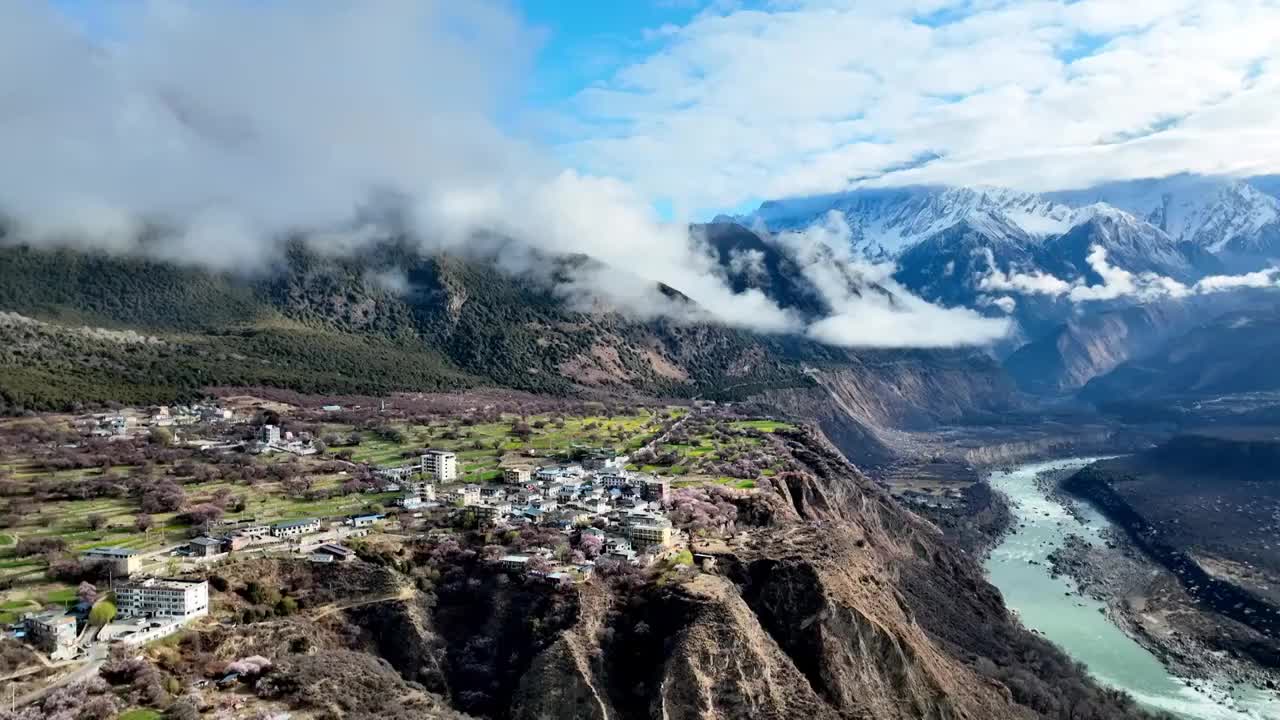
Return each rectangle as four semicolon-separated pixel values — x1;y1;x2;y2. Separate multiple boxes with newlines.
473;503;512;525
461;484;482;506
503;466;532;485
260;424;282;445
600;473;630;489
114;578;209;619
627;522;674;549
25;611;78;660
422;450;458;482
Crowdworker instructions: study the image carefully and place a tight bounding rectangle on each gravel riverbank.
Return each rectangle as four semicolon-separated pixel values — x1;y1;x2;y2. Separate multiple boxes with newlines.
1038;468;1280;702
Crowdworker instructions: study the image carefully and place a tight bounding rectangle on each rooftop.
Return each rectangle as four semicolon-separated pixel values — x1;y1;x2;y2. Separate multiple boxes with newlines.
314;543;354;557
116;577;207;591
83;546;139;557
29;611;77;626
273;518;319;529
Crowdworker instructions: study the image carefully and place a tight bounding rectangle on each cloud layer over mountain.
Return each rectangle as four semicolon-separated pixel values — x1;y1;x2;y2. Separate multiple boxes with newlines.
0;0;1004;349
982;245;1280;303
780;215;1010;347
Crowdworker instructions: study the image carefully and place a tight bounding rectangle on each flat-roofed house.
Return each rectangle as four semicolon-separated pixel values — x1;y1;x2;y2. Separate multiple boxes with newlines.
309;543;355;563
503;466;533;485
348;514;382;528
271;518;322;538
25;611;78;660
82;546;142;577
188;537;225;558
626;522;674;549
499;555;530;572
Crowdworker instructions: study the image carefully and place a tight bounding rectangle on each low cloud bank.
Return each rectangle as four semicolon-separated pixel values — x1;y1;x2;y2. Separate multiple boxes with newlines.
980;246;1280;303
777;215;1012;348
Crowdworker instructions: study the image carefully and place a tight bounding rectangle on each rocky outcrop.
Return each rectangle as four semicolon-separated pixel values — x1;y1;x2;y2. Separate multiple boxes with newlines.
653;575;841;720
1081;308;1280;412
753;352;1023;466
1004;303;1194;395
207;430;1152;717
346;596;450;694
510;584;613;720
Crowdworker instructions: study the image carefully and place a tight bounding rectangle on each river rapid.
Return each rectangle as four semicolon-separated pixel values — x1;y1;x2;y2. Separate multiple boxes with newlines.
984;458;1280;720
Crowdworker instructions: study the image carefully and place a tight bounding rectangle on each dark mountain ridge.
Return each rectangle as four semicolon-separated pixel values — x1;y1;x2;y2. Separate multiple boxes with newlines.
0;236;1017;429
1081;308;1280;411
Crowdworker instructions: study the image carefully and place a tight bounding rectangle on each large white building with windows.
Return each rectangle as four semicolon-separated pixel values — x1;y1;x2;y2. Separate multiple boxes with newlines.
422;450;458;482
114;578;209;619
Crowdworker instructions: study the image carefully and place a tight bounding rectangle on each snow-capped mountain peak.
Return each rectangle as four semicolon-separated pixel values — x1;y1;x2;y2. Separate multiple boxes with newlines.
1184;182;1280;253
748;185;1079;259
1046;176;1280;255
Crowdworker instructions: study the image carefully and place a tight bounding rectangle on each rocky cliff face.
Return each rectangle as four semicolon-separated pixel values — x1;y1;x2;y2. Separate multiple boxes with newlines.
1081;308;1280;410
747;351;1023;466
1003;302;1195;394
308;432;1151;720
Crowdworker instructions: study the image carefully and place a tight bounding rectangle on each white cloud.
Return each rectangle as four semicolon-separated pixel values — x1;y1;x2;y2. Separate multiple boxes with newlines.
775;214;1011;348
1066;246;1192;302
980;244;1280;302
0;0;808;335
563;0;1280;210
1195;267;1280;293
978;249;1075;297
0;0;1016;350
991;296;1018;314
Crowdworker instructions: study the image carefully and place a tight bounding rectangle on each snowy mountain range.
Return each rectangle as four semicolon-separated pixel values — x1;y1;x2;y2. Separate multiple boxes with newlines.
750;175;1280;263
743;174;1280;310
1047;176;1280;260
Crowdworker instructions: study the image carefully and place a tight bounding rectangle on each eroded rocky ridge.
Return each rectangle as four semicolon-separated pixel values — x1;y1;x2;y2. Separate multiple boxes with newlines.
182;431;1153;720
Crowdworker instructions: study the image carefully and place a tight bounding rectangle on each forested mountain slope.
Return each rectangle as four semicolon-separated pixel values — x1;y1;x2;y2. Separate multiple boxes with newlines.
0;240;1015;422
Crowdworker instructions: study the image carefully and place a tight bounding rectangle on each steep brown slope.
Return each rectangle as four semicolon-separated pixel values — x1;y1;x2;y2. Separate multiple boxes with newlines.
751;351;1023;466
168;431;1149;720
326;431;1151;720
1005;303;1193;395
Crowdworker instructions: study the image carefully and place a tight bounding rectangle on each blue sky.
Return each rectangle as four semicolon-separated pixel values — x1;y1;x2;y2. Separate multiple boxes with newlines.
516;1;773;218
518;1;706;108
40;0;1280;222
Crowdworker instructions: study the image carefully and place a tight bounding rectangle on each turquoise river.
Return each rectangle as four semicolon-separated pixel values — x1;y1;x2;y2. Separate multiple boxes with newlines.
984;458;1280;720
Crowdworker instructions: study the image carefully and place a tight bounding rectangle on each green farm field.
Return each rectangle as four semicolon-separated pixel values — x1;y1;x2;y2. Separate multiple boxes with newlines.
0;404;792;613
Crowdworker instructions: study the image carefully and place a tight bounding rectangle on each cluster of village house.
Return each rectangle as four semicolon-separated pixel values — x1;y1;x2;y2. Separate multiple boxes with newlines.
13;501;371;662
17;405;687;661
376;449;680;579
249;423;318;455
76;403;238;439
76;403;325;457
18;447;679;659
